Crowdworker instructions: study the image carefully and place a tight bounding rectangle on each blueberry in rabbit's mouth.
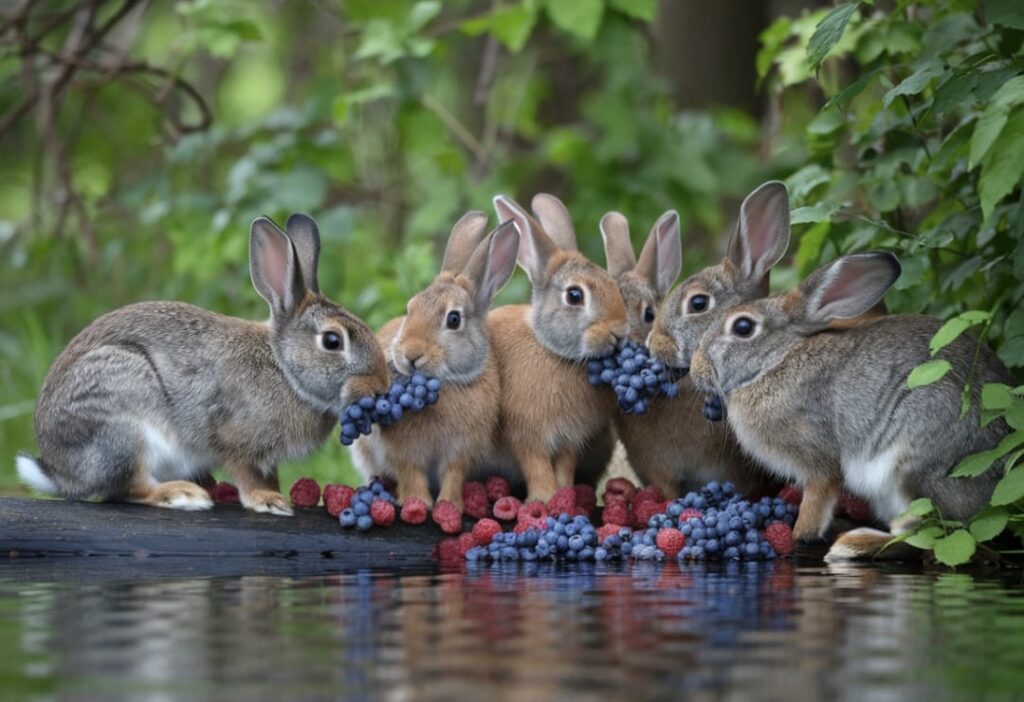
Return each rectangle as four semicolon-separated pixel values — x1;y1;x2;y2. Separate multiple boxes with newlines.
338;372;442;444
702;394;725;422
586;341;685;415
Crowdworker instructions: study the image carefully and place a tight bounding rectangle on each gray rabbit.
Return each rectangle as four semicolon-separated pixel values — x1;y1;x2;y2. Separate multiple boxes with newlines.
16;214;390;515
689;251;1013;559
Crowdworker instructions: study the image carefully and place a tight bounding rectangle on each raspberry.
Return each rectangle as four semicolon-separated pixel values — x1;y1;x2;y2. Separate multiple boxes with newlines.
432;499;463;534
289;477;321;508
679;508;704;522
462;481;490;519
514;518;544;533
633;485;665;506
601;492;629;505
400;497;429;525
322;484;355;517
372;475;398;493
472;518;503;546
485;476;511;502
212;482;240;504
597;523;623;544
602;500;629;526
370;499;396;527
838;492;873;523
493;496;521;521
458;532;477;556
603;477;637;505
764;522;794;555
777;484;802;506
573;484;597;515
546;486;576;516
518;501;547;523
631;499;664;528
656;528;686;558
435;537;462;564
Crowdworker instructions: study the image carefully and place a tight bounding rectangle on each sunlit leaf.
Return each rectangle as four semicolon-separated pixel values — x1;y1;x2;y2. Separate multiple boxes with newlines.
807;2;860;70
907;359;952;389
969;506;1009;542
933;529;976;567
992;466;1024;506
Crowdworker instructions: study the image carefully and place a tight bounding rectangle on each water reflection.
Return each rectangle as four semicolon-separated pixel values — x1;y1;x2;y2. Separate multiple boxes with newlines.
1;561;1023;701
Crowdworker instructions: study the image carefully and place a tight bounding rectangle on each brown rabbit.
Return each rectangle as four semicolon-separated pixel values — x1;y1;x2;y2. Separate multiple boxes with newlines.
17;214;391;515
350;214;520;507
488;194;629;501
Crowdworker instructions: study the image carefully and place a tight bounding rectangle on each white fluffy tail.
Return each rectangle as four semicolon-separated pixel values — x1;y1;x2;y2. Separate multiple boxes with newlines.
16;454;58;495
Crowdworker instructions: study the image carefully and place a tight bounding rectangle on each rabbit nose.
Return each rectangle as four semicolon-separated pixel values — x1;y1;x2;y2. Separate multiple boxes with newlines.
404;351;424;369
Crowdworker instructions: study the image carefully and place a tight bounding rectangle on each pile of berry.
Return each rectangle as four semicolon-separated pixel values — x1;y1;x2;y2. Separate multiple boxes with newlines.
586;341;683;414
336;480;400;530
339;372;442;445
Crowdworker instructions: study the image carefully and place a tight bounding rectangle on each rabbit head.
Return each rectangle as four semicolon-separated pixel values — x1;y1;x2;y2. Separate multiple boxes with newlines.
690;252;902;397
391;213;520;383
648;181;790;371
493;193;629;360
250;213;390;414
600;209;682;343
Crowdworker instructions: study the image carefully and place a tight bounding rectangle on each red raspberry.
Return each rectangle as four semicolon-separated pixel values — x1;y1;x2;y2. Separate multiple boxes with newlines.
400;497;429;525
435;537;462;564
370;499;396;527
838;492;873;523
777;484;803;506
602;500;630;526
656;528;686;558
289;477;321;508
631;499;664;528
679;508;704;522
597;523;623;544
485;476;511;502
322;484;355;517
493;496;521;521
462;481;490;519
633;485;665;506
372;475;398;493
764;522;794;555
546;486;577;516
514;518;544;533
573;484;597;515
602;492;629;505
603;477;637;505
432;499;463;534
458;532;477;556
212;482;240;504
472;518;503;546
518;501;548;523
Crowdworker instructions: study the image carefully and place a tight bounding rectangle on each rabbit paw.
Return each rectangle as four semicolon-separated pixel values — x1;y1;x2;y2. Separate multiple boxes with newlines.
243;489;294;517
141;481;214;511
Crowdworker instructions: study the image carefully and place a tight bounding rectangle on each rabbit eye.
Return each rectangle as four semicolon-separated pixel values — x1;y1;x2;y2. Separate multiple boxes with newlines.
731;317;756;338
688;294;710;313
320;331;344;351
643;306;655;323
565;286;584;306
445;310;462;330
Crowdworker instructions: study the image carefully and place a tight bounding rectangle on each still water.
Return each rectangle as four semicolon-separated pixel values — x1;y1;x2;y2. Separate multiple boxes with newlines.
1;559;1023;701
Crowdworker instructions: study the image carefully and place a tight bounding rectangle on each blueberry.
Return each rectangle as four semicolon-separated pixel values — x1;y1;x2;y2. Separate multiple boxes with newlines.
339;508;357;527
705;538;720;554
411;373;427;386
412;397;426;411
426;378;442;392
356;515;373;530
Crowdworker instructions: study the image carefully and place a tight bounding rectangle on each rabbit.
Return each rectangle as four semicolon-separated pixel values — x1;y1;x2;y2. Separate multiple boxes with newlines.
688;251;1013;559
487;194;629;501
350;214;520;508
15;214;391;516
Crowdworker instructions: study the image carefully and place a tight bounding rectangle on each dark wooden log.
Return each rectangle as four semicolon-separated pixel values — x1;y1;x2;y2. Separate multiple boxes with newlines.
0;497;446;577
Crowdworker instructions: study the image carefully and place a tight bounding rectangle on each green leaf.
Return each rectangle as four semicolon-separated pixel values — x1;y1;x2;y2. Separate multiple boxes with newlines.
979;108;1024;222
991;466;1024;506
982;383;1014;410
970;75;1024;168
987;0;1024;30
823;66;883;110
1007;403;1024;430
951;431;1024;477
461;5;538;52
608;0;656;22
933;529;976;567
998;336;1024;369
790;203;837;225
907;359;952;389
908;497;935;517
903;525;945;550
929;317;971;355
882;60;945;108
969;506;1009;542
807;2;860;70
795;221;830;274
545;0;604;41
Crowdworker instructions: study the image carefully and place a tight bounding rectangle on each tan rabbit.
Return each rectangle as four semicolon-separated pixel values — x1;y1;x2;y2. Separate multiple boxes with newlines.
488;194;629;501
350;214;520;508
689;252;1013;556
16;214;391;515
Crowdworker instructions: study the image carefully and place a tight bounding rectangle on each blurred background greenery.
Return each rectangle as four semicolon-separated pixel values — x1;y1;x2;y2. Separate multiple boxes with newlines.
1;0;1022;503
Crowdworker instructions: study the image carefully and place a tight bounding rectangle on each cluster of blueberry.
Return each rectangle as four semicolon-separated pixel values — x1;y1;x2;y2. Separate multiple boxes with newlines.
464;481;796;563
339;372;442;445
338;480;399;530
586;341;682;415
702;394;725;422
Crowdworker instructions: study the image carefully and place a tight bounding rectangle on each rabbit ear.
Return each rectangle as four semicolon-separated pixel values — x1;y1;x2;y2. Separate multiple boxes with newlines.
798;252;901;323
531;193;578;251
462;220;521;309
284;213;321;293
600;211;636;277
441;211;489;274
635;210;682;299
727;181;790;283
494;194;558;285
251;216;304;316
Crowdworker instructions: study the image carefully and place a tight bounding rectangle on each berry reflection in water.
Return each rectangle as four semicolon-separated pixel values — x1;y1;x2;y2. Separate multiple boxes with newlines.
587;341;683;415
339;372;442;445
